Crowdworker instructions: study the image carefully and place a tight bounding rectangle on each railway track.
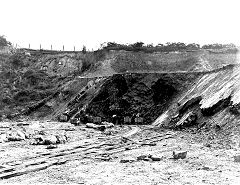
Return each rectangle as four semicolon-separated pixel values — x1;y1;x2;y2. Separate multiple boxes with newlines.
0;126;136;179
0;125;174;180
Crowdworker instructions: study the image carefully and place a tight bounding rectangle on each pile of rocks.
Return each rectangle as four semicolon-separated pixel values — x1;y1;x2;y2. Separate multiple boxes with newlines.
31;133;68;145
120;151;188;163
0;128;28;143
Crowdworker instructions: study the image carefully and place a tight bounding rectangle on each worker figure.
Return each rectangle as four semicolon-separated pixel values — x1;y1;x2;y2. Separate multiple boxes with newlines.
135;113;140;124
112;114;118;125
134;113;143;125
112;114;123;126
136;113;140;118
131;113;136;125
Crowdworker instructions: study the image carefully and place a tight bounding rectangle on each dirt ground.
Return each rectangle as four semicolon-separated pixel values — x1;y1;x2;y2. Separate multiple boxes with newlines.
1;121;240;185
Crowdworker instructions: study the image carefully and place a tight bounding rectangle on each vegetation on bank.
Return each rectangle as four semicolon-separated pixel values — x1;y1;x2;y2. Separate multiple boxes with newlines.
101;42;238;53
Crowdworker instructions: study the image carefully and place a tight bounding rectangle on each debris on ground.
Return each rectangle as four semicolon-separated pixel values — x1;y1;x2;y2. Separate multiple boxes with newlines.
201;165;215;171
46;144;58;149
141;142;157;146
86;123;99;129
137;154;163;162
150;155;164;161
31;134;67;145
7;130;26;141
120;157;136;163
101;121;114;128
233;155;240;162
32;135;57;145
70;118;81;126
172;151;187;159
0;134;8;143
0;128;27;142
137;154;152;161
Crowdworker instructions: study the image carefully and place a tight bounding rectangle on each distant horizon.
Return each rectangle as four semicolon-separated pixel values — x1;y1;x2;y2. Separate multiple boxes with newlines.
4;37;239;52
8;42;240;52
1;0;240;51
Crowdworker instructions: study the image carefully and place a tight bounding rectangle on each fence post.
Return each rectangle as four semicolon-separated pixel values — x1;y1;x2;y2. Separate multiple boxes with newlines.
74;46;75;51
29;44;30;49
63;45;64;51
40;44;41;50
51;45;52;50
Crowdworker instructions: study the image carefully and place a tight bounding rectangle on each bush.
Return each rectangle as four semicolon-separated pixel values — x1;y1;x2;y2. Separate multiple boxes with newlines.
10;54;22;68
202;43;237;50
0;35;11;48
82;46;87;54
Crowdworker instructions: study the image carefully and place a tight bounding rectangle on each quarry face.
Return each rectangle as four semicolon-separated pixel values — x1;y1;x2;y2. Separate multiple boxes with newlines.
1;48;240;184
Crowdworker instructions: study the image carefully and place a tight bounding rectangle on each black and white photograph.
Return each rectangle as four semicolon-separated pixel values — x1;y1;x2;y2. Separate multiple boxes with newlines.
1;0;240;184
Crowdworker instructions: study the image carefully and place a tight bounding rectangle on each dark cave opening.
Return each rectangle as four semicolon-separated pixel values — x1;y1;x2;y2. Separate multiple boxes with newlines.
151;78;177;105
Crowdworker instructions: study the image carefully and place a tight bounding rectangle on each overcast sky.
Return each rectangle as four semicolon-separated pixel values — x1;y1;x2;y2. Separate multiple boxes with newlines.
1;0;240;50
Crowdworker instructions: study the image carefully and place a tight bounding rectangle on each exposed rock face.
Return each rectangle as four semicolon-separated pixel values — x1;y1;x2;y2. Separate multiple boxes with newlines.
65;73;199;124
154;65;240;131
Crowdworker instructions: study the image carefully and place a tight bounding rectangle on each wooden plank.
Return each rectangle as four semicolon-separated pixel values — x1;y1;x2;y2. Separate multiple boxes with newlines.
0;161;57;179
96;135;175;156
0;167;14;174
2;139;100;166
0;142;107;176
